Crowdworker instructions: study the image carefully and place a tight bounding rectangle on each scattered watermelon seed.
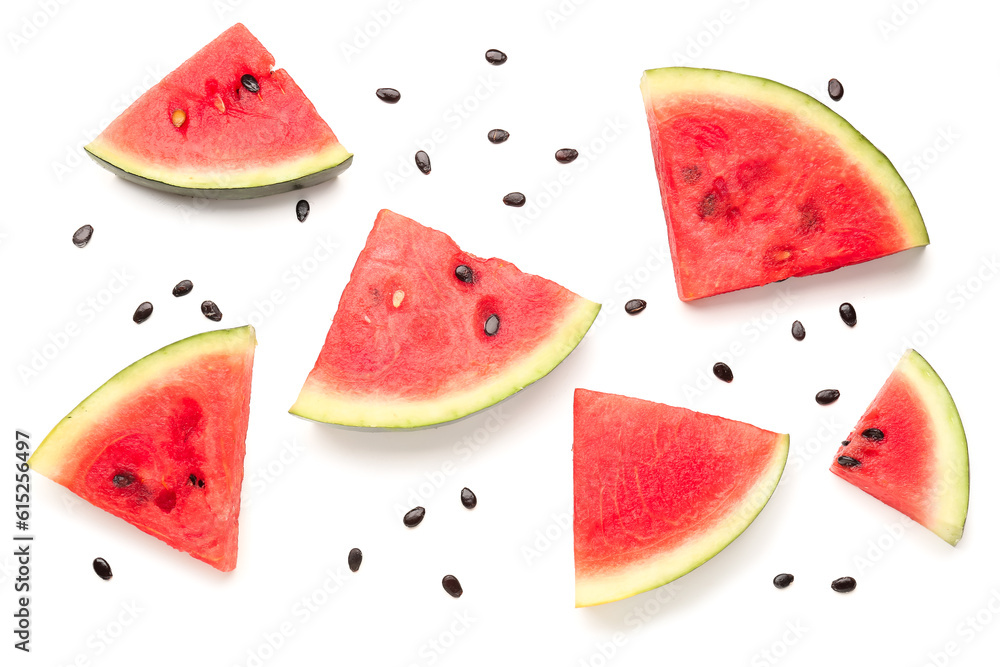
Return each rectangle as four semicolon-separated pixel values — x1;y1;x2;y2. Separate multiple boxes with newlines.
197;479;204;488
172;280;193;297
487;129;509;144
93;558;113;581
241;74;260;93
837;455;861;468
839;302;857;327
555;148;579;164
455;265;474;283
73;224;94;248
393;290;405;308
828;78;844;102
831;576;857;593
415;150;431;175
862;428;885;441
791;320;806;341
213;94;226;113
773;573;794;589
816;389;840;405
133;302;153;324
112;472;134;488
375;87;401;103
484;314;500;336
442;574;463;598
713;362;734;383
503;192;525;207
296;199;310;222
681;166;702;183
348;548;363;572
485;49;507;65
171;109;186;128
188;474;197;485
201;300;223;322
403;506;425;527
841;440;851;447
624;299;647;315
461;487;477;509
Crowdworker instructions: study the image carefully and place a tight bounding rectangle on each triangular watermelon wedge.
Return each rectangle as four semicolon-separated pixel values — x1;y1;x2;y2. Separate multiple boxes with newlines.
831;350;969;546
640;67;929;301
85;24;352;199
290;209;601;429
573;389;789;607
28;326;256;571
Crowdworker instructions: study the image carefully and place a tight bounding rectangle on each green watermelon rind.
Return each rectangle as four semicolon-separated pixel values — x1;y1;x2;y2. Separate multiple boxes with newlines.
575;431;789;608
289;299;601;429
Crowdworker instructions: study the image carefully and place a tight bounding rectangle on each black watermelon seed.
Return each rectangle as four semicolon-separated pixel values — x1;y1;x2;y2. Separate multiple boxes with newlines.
484;314;500;336
713;362;734;383
699;192;717;218
555;148;579;164
73;224;94;248
403;506;425;527
485;49;507;65
133;301;153;324
816;389;840;405
624;299;647;315
188;474;197;485
93;557;113;580
841;440;851;447
828;78;844;102
295;199;310;222
837;455;861;468
112;472;134;488
415;150;431;175
172;280;193;297
201;300;223;322
831;576;857;593
348;548;363;572
773;573;794;589
461;487;477;509
455;265;474;284
442;574;463;597
839;302;857;327
375;87;401;104
241;74;259;93
862;428;885;441
197;479;204;488
791;320;806;341
487;129;509;144
503;192;525;207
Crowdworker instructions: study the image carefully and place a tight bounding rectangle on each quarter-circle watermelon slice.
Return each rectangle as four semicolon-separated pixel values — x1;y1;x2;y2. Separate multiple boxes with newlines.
640;67;929;301
290;209;601;429
573;389;788;607
28;326;256;571
85;24;352;199
831;349;969;546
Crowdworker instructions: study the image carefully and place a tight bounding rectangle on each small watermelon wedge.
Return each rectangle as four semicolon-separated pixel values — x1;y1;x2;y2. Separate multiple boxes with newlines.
831;350;969;546
29;326;256;571
640;67;929;301
573;389;789;607
290;210;600;429
85;24;352;199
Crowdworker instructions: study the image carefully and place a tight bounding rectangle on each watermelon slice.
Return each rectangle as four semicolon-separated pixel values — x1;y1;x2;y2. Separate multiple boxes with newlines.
831;350;969;546
290;210;600;429
28;326;256;571
573;389;788;607
85;24;352;199
640;67;929;301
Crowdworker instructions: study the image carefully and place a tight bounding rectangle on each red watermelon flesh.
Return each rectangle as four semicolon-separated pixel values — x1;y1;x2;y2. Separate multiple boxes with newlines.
831;350;969;545
640;67;928;301
290;210;601;428
574;389;788;606
29;326;256;571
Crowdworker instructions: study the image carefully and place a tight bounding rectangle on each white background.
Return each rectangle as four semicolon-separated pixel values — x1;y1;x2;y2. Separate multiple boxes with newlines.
3;0;999;665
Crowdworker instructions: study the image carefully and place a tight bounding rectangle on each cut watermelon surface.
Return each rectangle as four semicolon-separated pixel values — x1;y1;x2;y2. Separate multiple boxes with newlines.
85;24;352;198
28;326;256;571
290;210;600;429
640;67;928;301
831;350;969;546
573;389;788;607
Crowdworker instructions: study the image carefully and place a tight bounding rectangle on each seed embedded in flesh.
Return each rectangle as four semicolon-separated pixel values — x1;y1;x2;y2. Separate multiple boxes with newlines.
375;87;401;104
555;148;579;164
831;576;857;593
455;265;474;283
816;389;840;405
503;192;525;207
241;74;260;93
442;574;463;598
112;472;134;488
73;224;94;248
861;428;885;441
133;302;153;324
415;150;431;175
201;300;223;322
837;455;861;468
485;49;507;65
624;299;646;315
348;548;363;572
172;280;193;297
773;573;794;589
171;109;186;127
791;320;806;341
839;302;857;327
461;487;477;509
713;362;734;383
841;440;851;447
484;314;500;336
393;290;405;308
487;129;509;144
296;200;310;222
93;557;113;581
828;78;844;102
403;506;425;527
213;94;226;113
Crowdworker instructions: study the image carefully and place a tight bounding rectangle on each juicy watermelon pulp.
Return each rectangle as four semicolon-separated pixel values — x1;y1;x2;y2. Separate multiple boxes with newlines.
85;24;351;198
290;210;601;429
640;67;928;301
28;326;256;571
831;350;969;545
573;389;788;607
